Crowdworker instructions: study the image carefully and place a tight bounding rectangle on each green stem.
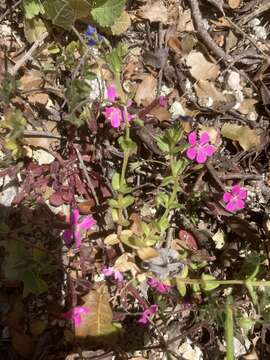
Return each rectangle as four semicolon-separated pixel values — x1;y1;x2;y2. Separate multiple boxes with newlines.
174;278;270;287
225;297;234;360
120;149;130;187
162;156;178;220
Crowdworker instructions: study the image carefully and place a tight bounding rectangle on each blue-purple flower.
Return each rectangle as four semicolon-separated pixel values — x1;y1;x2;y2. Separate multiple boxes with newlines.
85;25;103;46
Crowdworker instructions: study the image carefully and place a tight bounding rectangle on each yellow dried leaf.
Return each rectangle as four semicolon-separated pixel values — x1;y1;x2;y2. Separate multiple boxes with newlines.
111;11;131;35
137;247;159;260
134;74;157;106
228;0;241;9
186;51;220;81
104;233;119;245
221;123;260;151
138;0;168;24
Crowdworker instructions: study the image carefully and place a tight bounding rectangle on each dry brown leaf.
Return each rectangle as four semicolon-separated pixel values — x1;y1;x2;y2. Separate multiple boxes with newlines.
25;121;59;150
76;285;119;342
167;36;182;54
20;70;43;91
137;247;159;260
104;233;119;245
194;80;226;102
28;92;49;105
130;213;144;236
238;99;257;115
134;74;157;106
114;252;140;276
138;0;168;24
149;106;171;121
228;0;241;9
221;123;261;151
177;7;194;32
111;11;131;35
186;51;220;81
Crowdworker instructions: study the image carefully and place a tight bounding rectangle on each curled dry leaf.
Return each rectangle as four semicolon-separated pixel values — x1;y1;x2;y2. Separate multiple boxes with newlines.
134;74;157;106
138;0;168;24
111;11;131;35
228;0;241;9
186;51;220;81
114;252;140;276
137;247;159;260
238;99;257;115
104;233;119;246
221;123;261;151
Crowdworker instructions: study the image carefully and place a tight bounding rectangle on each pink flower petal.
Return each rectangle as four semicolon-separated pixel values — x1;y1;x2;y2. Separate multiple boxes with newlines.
73;314;82;327
138;315;149;325
226;201;236;212
79;216;96;230
149;305;158;314
235;199;245;210
147;278;159;288
103;267;114;276
196;151;207;164
114;271;123;282
199;132;210;145
158;96;167;107
188;132;197;146
107;85;117;102
103;107;114;118
231;184;241;195
186;147;197;160
110;109;122;128
238;189;247;199
203;144;215;156
223;192;232;203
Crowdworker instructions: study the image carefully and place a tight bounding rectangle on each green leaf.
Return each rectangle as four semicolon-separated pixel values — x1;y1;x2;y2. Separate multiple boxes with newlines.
171;159;186;177
156;192;170;208
120;195;134;208
91;0;125;27
112;172;121;191
21;270;48;297
24;18;47;43
156;137;170;153
176;278;186;297
69;0;91;19
104;42;128;73
161;176;174;186
201;273;220;291
44;0;75;30
23;0;45;19
118;136;137;154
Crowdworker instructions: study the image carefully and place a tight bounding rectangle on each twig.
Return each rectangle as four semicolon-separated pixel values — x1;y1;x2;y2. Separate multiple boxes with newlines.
0;0;22;23
74;147;99;205
220;173;263;181
23;130;62;139
10;32;48;75
240;0;270;25
187;0;233;63
205;162;226;191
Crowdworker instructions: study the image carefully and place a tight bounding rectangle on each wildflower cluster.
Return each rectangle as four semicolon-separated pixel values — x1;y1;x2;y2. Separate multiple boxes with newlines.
138;305;158;325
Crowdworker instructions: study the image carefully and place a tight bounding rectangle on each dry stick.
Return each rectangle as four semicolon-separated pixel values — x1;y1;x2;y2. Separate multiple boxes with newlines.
0;0;22;23
23;130;62;139
187;0;233;64
74;147;99;206
10;32;48;75
240;0;270;25
220;173;263;181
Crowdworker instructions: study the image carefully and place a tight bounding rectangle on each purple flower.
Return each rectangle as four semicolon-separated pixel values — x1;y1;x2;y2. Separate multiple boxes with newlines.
85;25;103;46
138;305;158;325
223;184;247;213
103;86;133;128
62;306;90;327
103;267;123;282
63;209;96;248
158;96;167;107
186;132;215;164
147;278;170;294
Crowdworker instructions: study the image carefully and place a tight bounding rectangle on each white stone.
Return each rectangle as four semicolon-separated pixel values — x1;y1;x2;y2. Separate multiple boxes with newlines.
227;71;241;91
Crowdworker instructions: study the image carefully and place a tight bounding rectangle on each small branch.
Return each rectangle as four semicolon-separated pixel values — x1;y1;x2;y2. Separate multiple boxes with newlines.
220;173;263;181
23;130;62;139
10;32;48;75
240;0;270;25
74;147;99;205
187;0;232;63
0;0;22;23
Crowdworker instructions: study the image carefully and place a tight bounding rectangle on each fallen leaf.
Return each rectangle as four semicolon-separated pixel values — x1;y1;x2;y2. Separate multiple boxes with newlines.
238;99;257;115
28;92;49;105
138;0;168;24
78;199;95;215
143;48;169;69
149;106;171;121
137;247;159;260
24;18;47;43
111;10;131;35
32;148;55;165
228;0;241;9
76;285;120;343
221;123;261;151
12;332;35;358
194;80;226;108
130;213;144;236
179;230;198;250
186;51;220;81
134;74;157;106
20;70;43;91
114;252;140;276
104;233;119;246
167;36;182;54
177;7;194;32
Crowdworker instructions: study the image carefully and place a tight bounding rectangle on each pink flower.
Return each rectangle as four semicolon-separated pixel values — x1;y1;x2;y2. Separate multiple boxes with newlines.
158;96;167;107
138;305;158;325
223;184;247;213
103;267;123;282
147;278;170;294
63;209;96;248
107;85;117;102
62;306;90;327
186;132;215;164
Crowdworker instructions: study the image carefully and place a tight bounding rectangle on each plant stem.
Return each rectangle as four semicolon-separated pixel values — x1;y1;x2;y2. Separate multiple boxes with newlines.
225;297;235;360
174;278;270;287
162;156;179;220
